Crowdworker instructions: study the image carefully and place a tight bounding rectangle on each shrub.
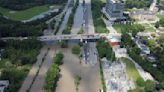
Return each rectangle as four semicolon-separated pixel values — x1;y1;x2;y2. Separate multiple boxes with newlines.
72;45;81;55
54;52;64;65
136;77;145;87
44;52;64;92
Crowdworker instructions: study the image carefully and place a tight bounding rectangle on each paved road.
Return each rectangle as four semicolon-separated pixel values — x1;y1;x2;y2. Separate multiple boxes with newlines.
83;0;94;34
57;7;73;35
71;0;84;34
83;0;98;66
19;47;48;92
46;0;72;24
30;46;56;92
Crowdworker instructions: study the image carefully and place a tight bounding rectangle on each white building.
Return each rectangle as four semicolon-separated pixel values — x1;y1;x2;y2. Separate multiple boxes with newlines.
0;80;9;92
105;0;124;19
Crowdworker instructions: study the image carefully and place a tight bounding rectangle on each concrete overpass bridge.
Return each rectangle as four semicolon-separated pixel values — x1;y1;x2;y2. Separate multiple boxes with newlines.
1;33;121;42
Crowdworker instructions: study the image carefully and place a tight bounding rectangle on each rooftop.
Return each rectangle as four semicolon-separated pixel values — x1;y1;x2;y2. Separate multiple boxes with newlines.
111;0;124;3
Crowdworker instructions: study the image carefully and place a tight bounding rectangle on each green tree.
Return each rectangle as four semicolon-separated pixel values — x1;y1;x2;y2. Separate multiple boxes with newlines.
155;22;160;28
60;41;68;48
0;68;27;92
128;88;144;92
136;77;145;87
145;80;156;92
158;35;164;46
54;52;64;65
159;18;164;27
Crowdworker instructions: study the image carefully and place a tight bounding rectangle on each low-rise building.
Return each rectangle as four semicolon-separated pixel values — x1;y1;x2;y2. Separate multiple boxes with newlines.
136;40;150;55
106;33;121;46
130;10;156;21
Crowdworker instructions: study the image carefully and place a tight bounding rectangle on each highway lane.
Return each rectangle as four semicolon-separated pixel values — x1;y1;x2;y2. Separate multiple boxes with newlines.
82;0;98;66
57;7;73;35
71;0;84;34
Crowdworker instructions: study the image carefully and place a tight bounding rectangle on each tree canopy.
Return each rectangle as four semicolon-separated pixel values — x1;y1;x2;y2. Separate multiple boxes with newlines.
0;39;42;92
125;0;153;9
0;0;67;10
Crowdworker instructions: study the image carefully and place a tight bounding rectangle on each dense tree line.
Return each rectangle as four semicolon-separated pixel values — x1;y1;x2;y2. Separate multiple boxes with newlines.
0;67;27;92
159;18;164;27
121;24;145;36
0;39;42;65
91;0;108;33
155;18;164;28
158;0;164;10
113;24;145;36
0;10;61;37
125;0;153;9
129;80;156;92
0;39;42;92
121;33;164;90
0;0;67;10
96;39;116;61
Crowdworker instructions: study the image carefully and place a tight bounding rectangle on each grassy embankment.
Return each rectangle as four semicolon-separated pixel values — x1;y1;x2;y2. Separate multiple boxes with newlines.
113;23;155;32
0;5;61;21
121;58;143;82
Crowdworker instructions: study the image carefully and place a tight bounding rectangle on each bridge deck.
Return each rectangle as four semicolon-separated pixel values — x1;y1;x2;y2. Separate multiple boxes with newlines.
1;33;121;41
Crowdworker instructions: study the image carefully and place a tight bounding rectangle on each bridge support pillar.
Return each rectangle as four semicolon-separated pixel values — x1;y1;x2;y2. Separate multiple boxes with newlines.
59;39;62;42
85;40;87;43
80;39;83;42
